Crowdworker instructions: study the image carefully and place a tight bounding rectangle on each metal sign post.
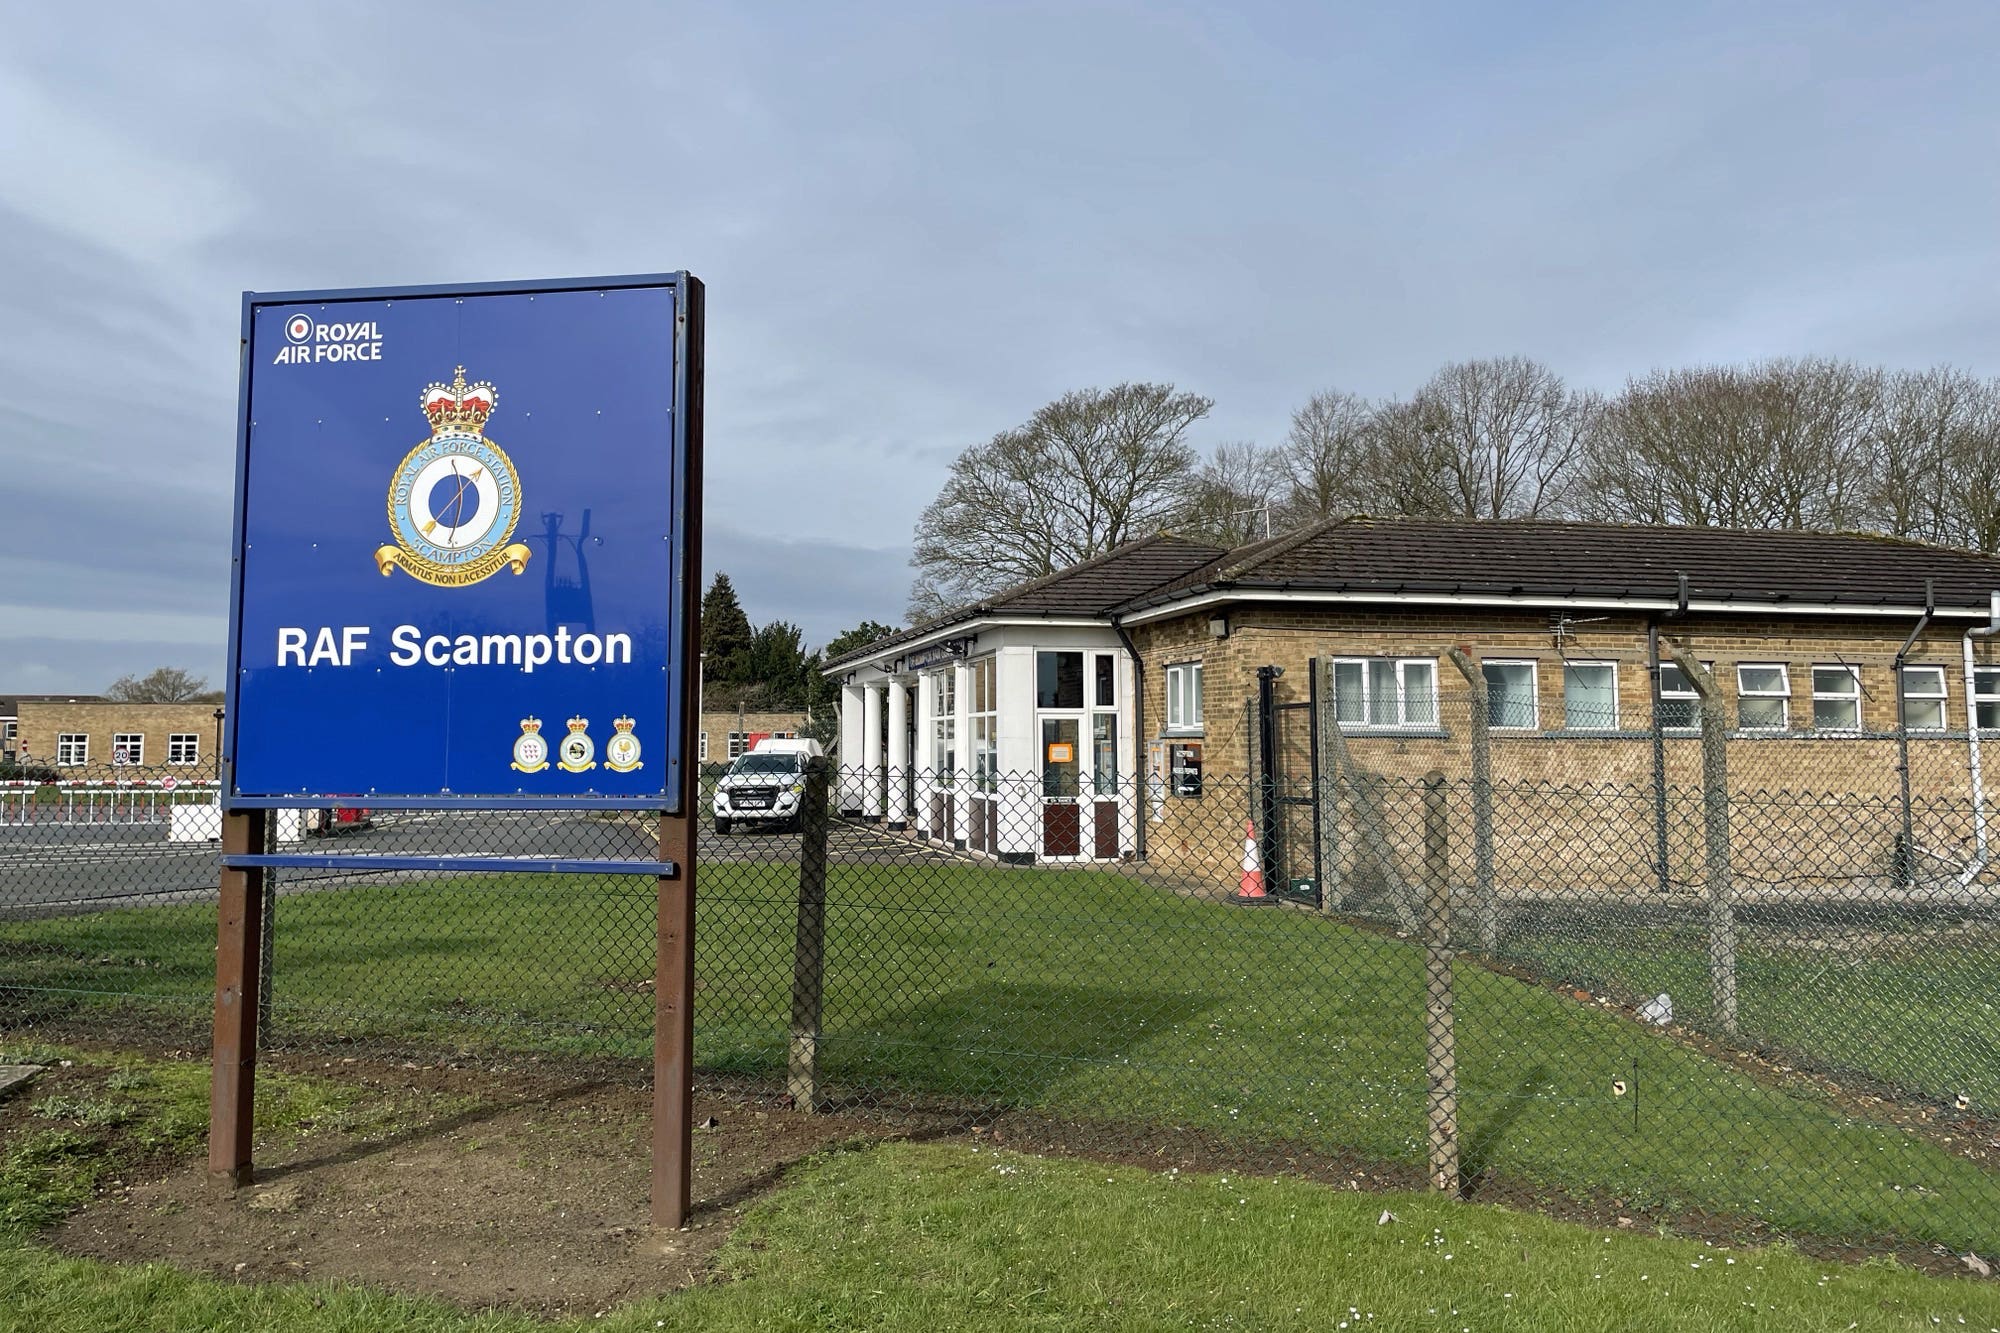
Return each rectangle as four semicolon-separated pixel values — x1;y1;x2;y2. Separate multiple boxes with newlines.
211;273;703;1225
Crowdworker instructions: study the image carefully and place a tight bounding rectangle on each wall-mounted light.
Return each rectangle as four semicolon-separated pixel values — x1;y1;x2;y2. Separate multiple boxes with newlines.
1208;614;1229;639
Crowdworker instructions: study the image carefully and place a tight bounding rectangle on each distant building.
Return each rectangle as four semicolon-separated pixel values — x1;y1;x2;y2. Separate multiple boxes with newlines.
11;698;222;776
1;694;105;765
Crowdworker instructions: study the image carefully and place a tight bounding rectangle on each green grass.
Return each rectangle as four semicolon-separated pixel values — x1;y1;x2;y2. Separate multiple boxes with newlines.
1499;920;2000;1108
5;1142;2000;1332
7;863;2000;1249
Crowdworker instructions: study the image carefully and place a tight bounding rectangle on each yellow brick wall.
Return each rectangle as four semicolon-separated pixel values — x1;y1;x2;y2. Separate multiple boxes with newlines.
1128;604;2000;893
16;702;223;772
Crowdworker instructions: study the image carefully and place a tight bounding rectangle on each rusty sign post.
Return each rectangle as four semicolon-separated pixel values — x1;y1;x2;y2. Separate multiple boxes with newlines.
211;275;704;1224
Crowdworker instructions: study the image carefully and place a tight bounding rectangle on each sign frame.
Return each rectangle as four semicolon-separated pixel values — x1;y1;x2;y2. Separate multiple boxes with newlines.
220;272;701;813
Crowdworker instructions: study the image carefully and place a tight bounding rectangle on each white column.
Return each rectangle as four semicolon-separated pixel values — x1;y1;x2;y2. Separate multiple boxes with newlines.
839;682;866;813
886;679;910;828
995;647;1038;860
862;684;885;819
914;672;936;836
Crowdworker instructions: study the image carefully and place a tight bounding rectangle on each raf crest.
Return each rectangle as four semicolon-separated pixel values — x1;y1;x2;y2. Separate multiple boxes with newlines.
375;367;532;587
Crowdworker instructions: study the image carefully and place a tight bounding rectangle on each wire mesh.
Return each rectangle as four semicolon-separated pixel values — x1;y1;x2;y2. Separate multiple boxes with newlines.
6;714;2000;1256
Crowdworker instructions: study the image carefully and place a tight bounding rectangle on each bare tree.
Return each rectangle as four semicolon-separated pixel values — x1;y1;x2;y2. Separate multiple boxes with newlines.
1273;389;1377;526
1872;367;2000;550
1582;359;1882;531
907;383;1211;620
106;667;212;703
1178;441;1287;546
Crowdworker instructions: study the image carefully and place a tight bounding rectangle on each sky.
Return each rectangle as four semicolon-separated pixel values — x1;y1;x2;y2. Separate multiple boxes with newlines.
3;1;1999;693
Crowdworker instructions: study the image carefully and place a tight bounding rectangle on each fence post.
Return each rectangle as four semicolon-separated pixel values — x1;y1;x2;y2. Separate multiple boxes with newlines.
789;757;832;1112
1313;658;1344;912
1444;649;1496;953
1660;637;1737;1039
1422;770;1459;1196
208;807;269;1191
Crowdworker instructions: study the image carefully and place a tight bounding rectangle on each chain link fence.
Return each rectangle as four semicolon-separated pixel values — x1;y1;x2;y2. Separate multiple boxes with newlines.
7;696;2000;1258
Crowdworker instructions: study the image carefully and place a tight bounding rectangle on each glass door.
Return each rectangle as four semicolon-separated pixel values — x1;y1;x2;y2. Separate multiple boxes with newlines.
1041;716;1082;857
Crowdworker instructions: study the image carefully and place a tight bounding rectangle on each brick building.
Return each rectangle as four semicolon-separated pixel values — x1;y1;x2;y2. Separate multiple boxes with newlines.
697;710;810;765
826;517;2000;880
11;699;225;777
1;694;104;765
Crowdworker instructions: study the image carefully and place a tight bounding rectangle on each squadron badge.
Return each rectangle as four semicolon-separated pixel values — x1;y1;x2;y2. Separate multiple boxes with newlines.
604;716;643;773
557;716;597;773
511;717;550;773
374;367;532;587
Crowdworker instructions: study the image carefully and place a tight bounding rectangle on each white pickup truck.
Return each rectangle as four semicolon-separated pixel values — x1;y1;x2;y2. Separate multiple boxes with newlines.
711;740;820;834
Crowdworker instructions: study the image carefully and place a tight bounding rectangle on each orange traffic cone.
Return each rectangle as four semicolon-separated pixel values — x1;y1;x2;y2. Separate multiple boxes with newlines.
1229;818;1272;905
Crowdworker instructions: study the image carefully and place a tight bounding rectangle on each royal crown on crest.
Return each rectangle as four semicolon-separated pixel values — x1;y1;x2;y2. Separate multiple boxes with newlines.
520;717;542;734
421;367;498;434
566;716;590;733
612;716;635;733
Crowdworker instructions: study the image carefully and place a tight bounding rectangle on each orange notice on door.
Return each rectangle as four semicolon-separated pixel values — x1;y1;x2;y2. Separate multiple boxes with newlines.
1047;742;1075;764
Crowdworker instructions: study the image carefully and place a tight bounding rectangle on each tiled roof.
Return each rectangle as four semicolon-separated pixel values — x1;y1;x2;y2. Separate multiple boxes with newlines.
1115;516;2000;612
824;533;1225;669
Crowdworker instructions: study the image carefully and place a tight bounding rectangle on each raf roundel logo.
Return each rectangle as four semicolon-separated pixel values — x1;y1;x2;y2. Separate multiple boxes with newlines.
284;313;313;344
373;366;532;588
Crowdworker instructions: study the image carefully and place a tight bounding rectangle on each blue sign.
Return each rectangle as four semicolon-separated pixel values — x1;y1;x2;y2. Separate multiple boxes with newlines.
223;274;701;809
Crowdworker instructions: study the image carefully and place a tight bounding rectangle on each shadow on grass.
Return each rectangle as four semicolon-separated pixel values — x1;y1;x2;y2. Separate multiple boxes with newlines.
821;980;1216;1108
1461;1063;1549;1197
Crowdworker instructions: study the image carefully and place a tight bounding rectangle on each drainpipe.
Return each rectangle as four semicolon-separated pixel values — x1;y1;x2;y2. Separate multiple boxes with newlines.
1891;580;1935;888
1960;590;2000;887
1111;614;1146;862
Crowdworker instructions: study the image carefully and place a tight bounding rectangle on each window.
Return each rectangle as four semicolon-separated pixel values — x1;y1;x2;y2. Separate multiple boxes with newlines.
970;657;997;789
1810;666;1861;732
112;732;144;765
1562;662;1618;730
727;731;748;760
1165;662;1204;733
168;733;200;765
1975;668;2000;732
699;731;709;761
1331;658;1438;729
1094;654;1116;708
1;719;15;751
57;733;88;766
1656;662;1706;731
1092;712;1119;794
1736;665;1789;731
1482;660;1539;730
1901;666;1947;732
1036;651;1083;709
931;669;957;773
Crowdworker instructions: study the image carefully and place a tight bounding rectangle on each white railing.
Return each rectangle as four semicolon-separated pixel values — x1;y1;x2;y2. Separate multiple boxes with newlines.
0;779;223;827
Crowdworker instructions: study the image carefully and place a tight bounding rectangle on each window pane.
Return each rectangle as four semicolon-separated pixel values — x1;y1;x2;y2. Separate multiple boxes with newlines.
1659;664;1691;696
1095;655;1115;708
1037;652;1082;709
1189;664;1203;727
1483;662;1536;729
1042;717;1079;797
1977;667;2000;698
1334;661;1363;723
1908;699;1948;731
1811;666;1855;695
1813;698;1859;730
1092;713;1117;793
1368;660;1397;726
1738;697;1786;730
1738;665;1787;695
1403;662;1437;726
1981;702;2000;731
1564;664;1616;729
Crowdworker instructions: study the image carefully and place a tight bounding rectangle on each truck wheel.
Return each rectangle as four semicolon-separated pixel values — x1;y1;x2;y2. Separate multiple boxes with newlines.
714;817;732;835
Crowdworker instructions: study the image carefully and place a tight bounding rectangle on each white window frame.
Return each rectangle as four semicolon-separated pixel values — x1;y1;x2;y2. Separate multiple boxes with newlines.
1735;664;1790;732
1901;665;1949;733
727;731;748;760
1561;660;1619;731
1809;665;1861;733
1655;661;1708;732
57;733;88;766
1;719;16;749
1331;657;1439;730
970;656;998;788
112;732;144;766
1973;667;2000;733
1165;661;1204;735
699;731;709;761
1481;659;1540;731
167;733;200;765
930;669;957;773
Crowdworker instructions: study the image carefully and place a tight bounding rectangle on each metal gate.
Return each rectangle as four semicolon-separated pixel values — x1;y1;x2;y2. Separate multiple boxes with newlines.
1252;666;1322;906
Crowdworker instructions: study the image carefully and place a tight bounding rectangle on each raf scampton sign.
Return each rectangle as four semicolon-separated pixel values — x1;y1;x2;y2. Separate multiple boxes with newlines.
223;274;702;809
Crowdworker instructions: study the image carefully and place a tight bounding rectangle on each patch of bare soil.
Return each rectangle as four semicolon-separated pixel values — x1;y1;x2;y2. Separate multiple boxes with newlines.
55;1059;938;1318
